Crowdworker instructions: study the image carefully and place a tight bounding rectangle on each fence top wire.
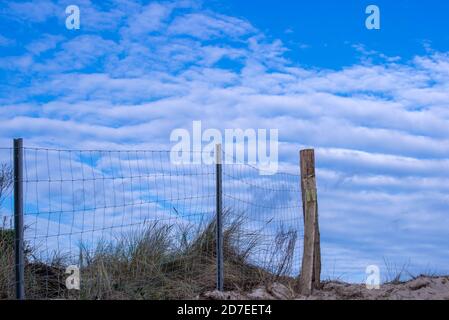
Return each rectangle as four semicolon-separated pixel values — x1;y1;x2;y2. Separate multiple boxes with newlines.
222;151;300;177
1;145;302;177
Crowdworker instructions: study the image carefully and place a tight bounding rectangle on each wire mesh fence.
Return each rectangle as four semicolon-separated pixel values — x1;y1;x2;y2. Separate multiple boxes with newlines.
0;143;303;300
222;163;303;288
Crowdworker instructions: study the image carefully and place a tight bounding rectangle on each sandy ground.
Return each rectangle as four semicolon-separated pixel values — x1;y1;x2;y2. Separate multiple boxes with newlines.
202;276;449;300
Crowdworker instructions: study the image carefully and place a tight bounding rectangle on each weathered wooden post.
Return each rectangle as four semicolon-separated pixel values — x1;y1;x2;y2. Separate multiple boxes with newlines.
299;149;321;295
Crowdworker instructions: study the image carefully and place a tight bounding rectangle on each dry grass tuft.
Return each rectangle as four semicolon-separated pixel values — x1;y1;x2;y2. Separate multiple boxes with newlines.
0;211;298;300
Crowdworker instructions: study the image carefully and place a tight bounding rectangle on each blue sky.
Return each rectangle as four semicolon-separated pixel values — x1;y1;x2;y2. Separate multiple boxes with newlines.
1;0;449;283
211;0;449;68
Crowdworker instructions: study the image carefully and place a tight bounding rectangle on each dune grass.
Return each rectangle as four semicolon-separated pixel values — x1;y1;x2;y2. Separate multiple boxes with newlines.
0;212;298;300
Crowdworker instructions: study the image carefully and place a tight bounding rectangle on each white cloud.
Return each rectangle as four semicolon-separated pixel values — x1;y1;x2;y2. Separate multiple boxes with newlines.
168;12;256;40
7;0;59;23
0;34;15;47
26;34;65;55
1;0;449;281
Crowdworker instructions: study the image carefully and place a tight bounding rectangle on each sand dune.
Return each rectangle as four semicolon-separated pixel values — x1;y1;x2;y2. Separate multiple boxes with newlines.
202;276;449;300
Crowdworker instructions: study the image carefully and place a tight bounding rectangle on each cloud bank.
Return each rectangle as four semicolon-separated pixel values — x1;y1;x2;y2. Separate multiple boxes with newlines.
0;0;448;282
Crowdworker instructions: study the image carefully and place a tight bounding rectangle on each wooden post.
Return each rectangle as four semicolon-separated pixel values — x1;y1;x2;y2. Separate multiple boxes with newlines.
299;149;321;295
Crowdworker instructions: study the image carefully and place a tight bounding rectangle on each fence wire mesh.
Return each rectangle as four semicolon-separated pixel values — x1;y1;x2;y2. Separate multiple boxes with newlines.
0;146;303;300
222;163;303;289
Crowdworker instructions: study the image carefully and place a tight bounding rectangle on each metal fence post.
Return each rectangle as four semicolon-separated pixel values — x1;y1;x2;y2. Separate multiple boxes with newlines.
13;138;25;300
215;143;224;291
